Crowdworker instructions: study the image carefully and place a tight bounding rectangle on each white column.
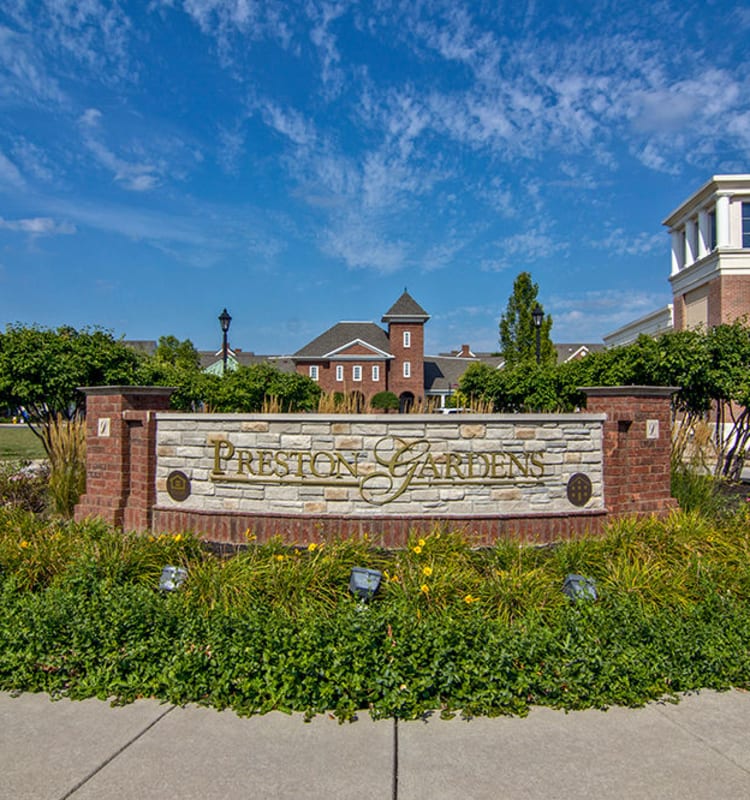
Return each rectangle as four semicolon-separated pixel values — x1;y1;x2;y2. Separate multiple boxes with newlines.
698;210;709;258
671;230;683;275
685;218;697;265
716;194;730;248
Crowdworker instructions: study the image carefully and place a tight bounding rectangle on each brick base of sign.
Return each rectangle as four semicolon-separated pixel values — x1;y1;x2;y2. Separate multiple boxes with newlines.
151;507;610;547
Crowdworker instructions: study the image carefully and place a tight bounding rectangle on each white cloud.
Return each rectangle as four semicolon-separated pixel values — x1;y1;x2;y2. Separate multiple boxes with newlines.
0;152;25;189
322;217;408;274
11;138;55;183
481;229;563;272
0;216;76;235
0;25;67;106
77;109;164;191
589;227;664;257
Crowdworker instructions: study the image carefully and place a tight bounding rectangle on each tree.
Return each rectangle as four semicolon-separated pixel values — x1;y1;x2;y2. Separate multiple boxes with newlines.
370;391;399;412
140;335;205;411
203;364;321;412
498;272;555;367
0;324;143;455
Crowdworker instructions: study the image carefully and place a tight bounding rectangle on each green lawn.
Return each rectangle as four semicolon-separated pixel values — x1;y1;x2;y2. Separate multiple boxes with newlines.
0;425;46;460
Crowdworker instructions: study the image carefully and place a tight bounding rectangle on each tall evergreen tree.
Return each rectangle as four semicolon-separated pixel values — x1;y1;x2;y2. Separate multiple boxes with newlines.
498;272;555;366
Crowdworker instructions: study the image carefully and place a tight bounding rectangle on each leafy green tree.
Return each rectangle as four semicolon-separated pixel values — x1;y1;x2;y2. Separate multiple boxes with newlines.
499;272;555;367
370;391;400;412
140;335;205;411
203;364;321;412
0;324;142;455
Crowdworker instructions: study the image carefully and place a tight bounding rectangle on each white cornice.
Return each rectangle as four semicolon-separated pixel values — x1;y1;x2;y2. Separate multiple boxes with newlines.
323;338;394;359
664;175;750;229
670;250;750;296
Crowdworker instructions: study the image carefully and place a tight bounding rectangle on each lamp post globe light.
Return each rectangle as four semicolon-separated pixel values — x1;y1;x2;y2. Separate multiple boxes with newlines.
531;303;544;365
219;308;232;375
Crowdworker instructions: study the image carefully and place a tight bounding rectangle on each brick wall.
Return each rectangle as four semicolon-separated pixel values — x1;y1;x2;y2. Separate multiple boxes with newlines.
582;386;677;517
719;273;750;325
74;387;174;529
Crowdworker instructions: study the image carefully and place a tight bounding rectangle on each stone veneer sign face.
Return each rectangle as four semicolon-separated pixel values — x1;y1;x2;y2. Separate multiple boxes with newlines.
155;414;605;517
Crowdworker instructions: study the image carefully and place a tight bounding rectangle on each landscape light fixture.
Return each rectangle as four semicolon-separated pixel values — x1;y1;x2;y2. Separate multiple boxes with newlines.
562;573;597;602
349;567;382;601
218;308;232;375
159;565;188;592
531;303;544;365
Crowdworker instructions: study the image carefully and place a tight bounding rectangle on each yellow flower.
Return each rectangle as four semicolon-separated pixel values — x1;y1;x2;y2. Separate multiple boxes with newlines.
19;540;30;549
307;542;318;552
418;538;426;547
275;554;285;562
245;530;257;542
463;594;479;604
412;545;422;555
173;534;183;543
390;574;400;583
420;583;430;594
422;566;433;577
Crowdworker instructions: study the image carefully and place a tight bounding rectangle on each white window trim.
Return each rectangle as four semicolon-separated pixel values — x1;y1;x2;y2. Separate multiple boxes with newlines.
353;365;362;382
309;365;319;381
403;361;411;378
372;365;380;382
403;330;411;348
336;365;344;382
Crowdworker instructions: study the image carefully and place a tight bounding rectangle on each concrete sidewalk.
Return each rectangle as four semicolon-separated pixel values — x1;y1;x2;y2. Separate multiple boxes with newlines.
2;689;750;799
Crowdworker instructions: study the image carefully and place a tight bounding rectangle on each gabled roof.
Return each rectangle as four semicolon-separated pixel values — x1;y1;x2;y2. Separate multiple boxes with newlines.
293;322;392;360
381;290;430;323
554;343;605;363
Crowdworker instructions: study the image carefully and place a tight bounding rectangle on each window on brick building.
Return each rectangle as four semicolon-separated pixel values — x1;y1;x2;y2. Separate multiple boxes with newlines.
353;365;362;382
372;365;380;381
403;330;411;348
403;361;411;378
743;203;750;248
336;365;344;381
309;365;319;381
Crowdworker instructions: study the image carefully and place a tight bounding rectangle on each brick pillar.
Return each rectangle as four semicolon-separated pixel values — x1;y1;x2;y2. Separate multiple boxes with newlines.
74;387;173;530
581;386;678;517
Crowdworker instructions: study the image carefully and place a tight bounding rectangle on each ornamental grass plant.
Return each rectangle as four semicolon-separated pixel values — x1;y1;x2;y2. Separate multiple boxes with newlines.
1;504;750;719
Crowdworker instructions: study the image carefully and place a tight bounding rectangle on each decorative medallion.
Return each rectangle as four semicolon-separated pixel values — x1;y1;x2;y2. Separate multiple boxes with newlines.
166;470;191;502
566;472;592;507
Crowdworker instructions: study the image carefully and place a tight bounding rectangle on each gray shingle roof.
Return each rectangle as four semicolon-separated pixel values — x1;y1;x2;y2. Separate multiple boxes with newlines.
293;322;392;359
381;291;430;322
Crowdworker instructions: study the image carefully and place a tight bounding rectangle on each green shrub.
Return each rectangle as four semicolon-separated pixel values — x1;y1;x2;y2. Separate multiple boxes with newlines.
2;509;750;719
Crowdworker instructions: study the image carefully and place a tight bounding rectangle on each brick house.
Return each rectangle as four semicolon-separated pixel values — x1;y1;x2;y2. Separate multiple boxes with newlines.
292;290;430;410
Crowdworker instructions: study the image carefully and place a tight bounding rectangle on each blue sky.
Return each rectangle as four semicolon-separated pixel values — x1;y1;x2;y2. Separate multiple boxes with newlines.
1;1;749;356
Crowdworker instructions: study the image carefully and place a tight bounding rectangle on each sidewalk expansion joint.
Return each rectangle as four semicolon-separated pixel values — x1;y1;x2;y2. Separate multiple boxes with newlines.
57;704;176;800
653;703;750;777
392;717;399;800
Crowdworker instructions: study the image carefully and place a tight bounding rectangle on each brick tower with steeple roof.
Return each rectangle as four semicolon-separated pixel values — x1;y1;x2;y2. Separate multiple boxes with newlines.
382;289;430;409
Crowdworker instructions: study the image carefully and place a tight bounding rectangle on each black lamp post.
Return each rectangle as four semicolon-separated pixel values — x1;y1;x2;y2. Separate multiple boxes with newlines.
532;303;544;365
218;308;232;375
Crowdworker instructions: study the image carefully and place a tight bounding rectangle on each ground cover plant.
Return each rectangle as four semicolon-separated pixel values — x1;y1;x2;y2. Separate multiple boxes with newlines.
1;503;750;721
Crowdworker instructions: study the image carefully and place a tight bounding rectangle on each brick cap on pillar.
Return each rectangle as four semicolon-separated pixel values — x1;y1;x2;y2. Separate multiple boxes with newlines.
579;386;679;398
77;385;176;397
